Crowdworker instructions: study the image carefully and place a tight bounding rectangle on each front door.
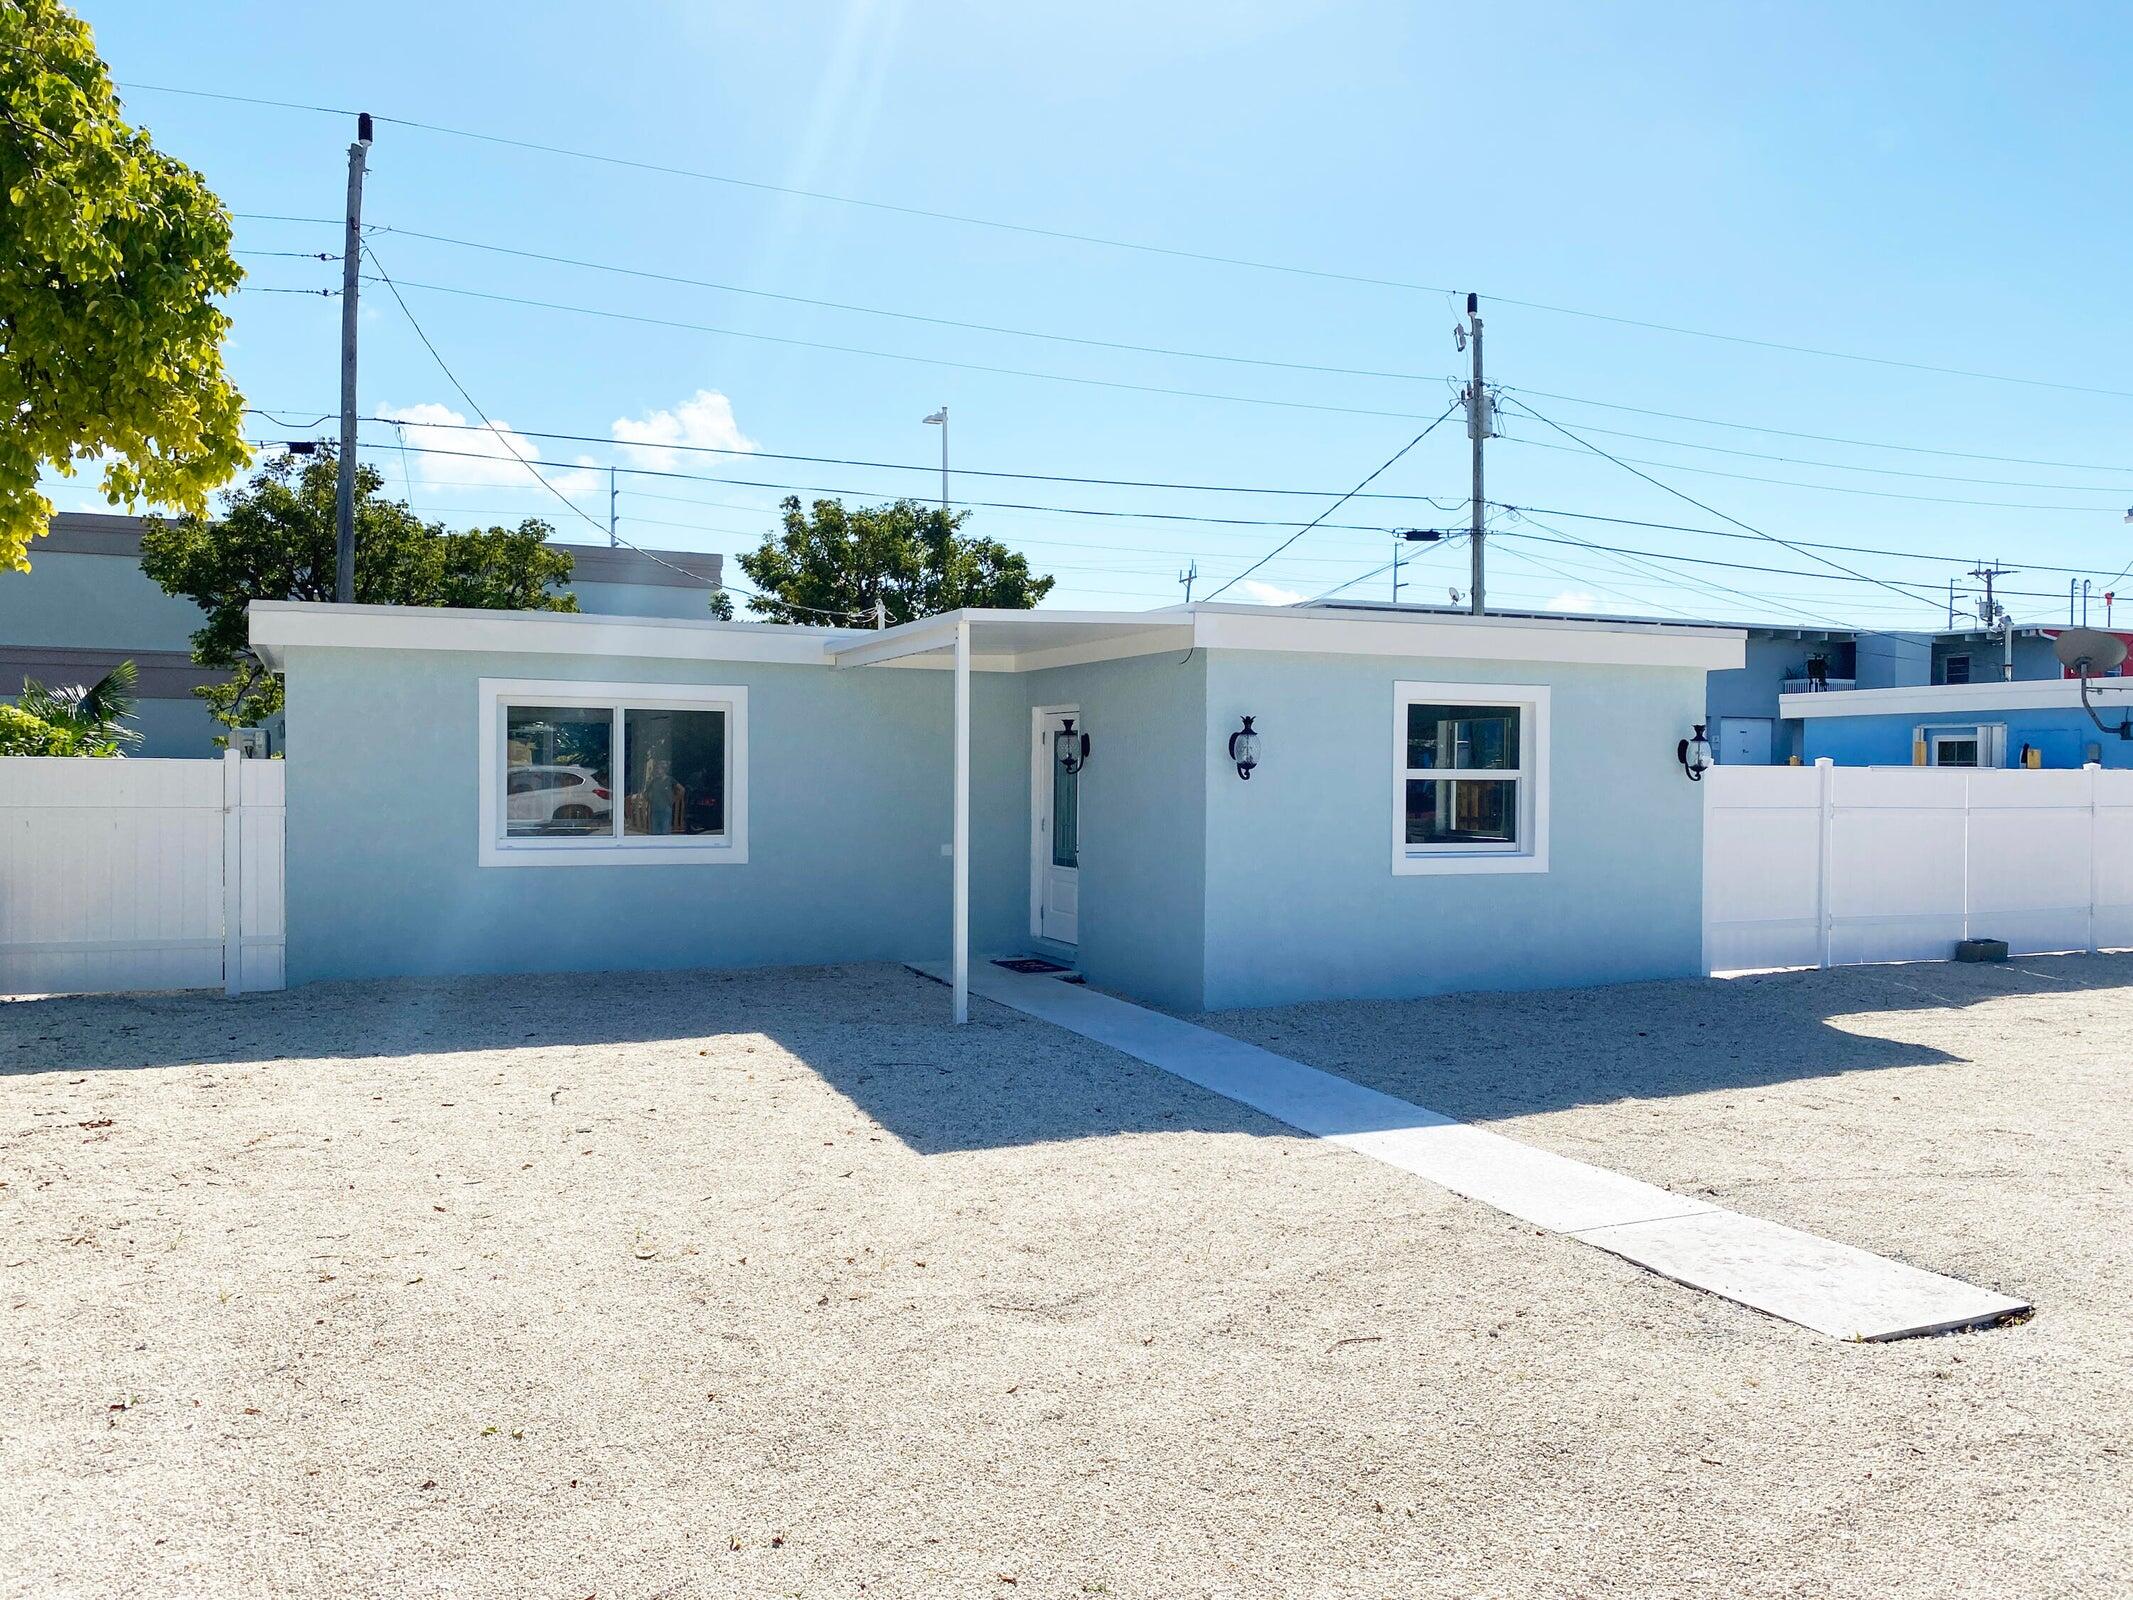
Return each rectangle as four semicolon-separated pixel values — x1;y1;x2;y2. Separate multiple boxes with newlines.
1032;706;1080;946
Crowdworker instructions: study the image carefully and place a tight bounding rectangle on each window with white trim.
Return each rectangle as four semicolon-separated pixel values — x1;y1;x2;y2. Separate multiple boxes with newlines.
478;679;749;867
1393;682;1549;875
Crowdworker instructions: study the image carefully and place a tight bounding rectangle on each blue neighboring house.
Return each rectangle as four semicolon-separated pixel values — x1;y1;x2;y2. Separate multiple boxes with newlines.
1702;620;2120;767
1787;676;2133;770
247;597;1745;1012
0;512;727;756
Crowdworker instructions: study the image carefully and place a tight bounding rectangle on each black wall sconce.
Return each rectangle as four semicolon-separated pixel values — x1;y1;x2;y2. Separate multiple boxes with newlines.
1056;717;1089;775
1677;723;1713;781
1228;715;1261;780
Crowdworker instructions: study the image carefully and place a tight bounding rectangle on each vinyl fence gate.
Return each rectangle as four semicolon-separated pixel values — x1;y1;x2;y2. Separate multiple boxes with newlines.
0;751;284;997
1703;758;2133;973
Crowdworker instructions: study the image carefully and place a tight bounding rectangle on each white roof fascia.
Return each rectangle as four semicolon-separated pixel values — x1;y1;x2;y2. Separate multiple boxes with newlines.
1192;607;1745;670
250;599;1745;675
1781;679;2098;719
247;601;851;671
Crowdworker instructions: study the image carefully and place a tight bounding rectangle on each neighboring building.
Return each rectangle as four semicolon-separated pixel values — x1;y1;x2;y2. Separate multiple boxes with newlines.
1703;622;2091;765
0;513;724;756
248;599;1744;1012
1705;626;1934;765
1786;677;2133;770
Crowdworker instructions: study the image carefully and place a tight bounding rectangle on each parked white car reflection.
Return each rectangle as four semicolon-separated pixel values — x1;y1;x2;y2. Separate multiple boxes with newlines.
506;764;612;835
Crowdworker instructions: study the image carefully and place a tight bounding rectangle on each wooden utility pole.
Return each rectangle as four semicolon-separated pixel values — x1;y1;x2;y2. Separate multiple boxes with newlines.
335;112;373;604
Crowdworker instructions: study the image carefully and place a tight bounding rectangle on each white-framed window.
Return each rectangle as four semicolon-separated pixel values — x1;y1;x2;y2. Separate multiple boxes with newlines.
1916;722;2005;769
477;678;749;868
1393;681;1550;875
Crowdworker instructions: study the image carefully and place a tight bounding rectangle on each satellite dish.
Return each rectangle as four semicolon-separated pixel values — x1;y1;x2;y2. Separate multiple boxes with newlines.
2054;627;2128;677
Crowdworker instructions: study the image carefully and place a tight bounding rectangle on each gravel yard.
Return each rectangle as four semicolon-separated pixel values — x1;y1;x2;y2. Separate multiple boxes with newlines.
3;956;2128;1599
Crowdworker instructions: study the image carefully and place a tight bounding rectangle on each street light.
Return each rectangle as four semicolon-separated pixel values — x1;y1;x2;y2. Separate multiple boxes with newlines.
922;406;948;519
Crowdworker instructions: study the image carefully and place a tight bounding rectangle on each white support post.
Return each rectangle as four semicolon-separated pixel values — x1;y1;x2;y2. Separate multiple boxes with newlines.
1815;757;1835;970
951;619;971;1025
222;747;244;997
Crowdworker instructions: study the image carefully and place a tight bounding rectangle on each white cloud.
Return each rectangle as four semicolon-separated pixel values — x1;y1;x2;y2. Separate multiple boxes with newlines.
376;402;601;500
610;389;756;472
1543;589;1602;613
1232;578;1308;607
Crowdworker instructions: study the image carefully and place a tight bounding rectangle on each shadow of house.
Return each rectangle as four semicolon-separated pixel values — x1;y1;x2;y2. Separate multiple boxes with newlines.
7;956;2132;1153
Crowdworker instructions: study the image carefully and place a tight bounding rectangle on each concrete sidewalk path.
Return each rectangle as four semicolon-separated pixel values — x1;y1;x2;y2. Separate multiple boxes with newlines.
921;961;2029;1342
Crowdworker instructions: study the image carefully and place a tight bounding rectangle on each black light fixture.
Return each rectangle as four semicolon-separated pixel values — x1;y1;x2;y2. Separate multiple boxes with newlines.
1056;717;1089;775
1228;715;1261;780
1677;723;1713;781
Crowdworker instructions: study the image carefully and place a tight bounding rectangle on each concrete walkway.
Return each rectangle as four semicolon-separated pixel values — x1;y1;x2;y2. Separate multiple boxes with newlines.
925;961;2029;1342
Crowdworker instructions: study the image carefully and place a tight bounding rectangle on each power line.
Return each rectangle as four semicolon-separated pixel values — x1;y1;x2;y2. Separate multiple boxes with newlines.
319;433;1439;535
358;245;866;622
1202;404;1460;602
359;273;1457;426
1499;397;1948;609
1488;503;2133;581
363;222;1456;386
1498;428;2129;514
1495;415;2133;494
332;410;1468;505
133;79;2133;404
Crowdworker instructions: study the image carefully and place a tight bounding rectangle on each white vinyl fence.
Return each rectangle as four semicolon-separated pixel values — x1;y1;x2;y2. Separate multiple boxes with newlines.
0;751;283;997
1704;759;2133;973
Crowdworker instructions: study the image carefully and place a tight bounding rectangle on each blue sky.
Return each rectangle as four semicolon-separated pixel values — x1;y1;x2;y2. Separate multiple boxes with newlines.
61;0;2133;626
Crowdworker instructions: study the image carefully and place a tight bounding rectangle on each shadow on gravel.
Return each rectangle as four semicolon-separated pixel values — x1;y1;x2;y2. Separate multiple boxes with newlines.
0;962;1292;1154
7;953;2132;1149
1194;952;2133;1124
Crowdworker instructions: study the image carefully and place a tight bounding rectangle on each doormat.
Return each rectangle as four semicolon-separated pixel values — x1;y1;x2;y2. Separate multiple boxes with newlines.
993;956;1072;975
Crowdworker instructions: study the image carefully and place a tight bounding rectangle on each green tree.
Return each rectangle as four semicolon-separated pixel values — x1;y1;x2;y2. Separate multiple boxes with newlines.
140;449;578;729
16;656;140;750
0;701;111;755
735;497;1053;625
1;0;249;570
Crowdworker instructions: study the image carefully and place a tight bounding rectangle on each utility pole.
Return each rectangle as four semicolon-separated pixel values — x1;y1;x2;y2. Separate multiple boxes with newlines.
1391;533;1403;605
1459;293;1491;615
334;112;373;604
1969;559;2017;679
608;466;619;548
1177;558;1198;603
922;406;948;518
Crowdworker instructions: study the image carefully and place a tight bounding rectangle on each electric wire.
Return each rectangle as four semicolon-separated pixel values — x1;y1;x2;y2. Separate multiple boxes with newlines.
1498;397;1947;609
1201;404;1460;602
358;245;868;621
359;273;1457;425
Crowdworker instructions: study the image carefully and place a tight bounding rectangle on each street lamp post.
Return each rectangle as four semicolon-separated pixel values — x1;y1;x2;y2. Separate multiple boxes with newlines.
922;406;948;518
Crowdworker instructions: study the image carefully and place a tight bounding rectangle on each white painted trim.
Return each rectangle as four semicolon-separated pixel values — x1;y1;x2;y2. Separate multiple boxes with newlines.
476;677;749;868
1029;703;1081;942
1782;679;2101;719
1392;681;1552;876
254;598;1743;675
1196;608;1743;670
252;602;847;670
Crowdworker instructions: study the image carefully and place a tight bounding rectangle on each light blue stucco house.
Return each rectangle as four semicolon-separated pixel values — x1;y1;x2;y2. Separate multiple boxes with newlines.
249;598;1743;1014
0;512;725;756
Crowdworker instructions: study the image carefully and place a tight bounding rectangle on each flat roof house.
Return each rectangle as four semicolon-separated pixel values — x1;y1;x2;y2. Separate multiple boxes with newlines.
0;512;726;756
250;600;1744;1014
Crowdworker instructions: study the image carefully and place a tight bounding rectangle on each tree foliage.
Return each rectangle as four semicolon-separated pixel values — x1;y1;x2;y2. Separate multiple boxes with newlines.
140;450;578;728
0;0;249;570
0;700;115;755
734;497;1053;625
16;656;140;750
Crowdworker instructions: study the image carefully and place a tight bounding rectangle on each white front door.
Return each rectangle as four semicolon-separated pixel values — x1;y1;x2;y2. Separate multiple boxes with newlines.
1032;706;1081;946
